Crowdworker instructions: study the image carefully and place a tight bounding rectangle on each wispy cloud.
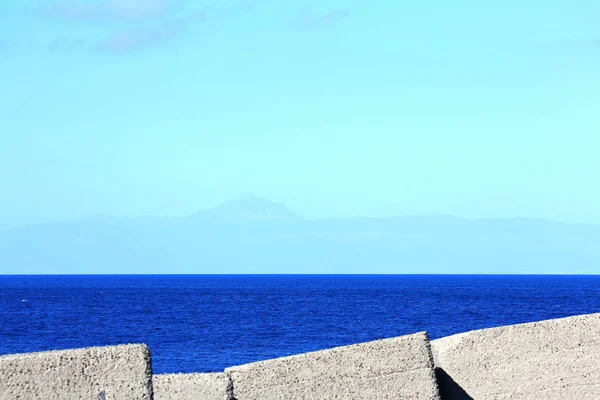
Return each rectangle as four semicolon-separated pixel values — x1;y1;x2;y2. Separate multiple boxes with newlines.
237;1;256;14
39;0;181;20
38;1;255;55
221;0;256;16
95;10;206;53
96;22;182;52
293;8;349;32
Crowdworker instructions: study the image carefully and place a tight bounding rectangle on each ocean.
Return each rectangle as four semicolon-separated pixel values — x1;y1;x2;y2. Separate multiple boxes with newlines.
1;274;599;374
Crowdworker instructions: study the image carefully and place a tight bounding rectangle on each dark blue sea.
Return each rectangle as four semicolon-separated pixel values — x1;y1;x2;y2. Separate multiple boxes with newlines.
1;275;600;374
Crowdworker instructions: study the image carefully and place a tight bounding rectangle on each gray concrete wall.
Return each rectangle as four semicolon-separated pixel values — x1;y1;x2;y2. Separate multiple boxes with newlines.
226;331;441;400
0;344;153;400
5;314;600;399
153;373;232;400
432;313;600;400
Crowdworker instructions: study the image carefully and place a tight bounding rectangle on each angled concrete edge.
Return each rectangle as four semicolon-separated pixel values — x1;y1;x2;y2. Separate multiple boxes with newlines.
0;343;153;400
226;331;441;400
153;372;232;400
432;313;600;400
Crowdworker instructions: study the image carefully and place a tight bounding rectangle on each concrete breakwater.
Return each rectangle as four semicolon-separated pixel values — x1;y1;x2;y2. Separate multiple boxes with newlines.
1;313;600;399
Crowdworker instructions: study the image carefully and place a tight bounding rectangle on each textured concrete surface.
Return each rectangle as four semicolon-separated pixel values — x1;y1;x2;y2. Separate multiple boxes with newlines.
432;313;600;400
153;373;232;400
226;331;440;400
0;344;153;400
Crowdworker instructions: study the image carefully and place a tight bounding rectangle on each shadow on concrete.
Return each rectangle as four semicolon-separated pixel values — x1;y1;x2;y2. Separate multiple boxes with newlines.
435;368;474;400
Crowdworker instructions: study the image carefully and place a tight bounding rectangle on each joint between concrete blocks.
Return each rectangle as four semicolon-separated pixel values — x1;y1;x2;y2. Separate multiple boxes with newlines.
224;370;236;400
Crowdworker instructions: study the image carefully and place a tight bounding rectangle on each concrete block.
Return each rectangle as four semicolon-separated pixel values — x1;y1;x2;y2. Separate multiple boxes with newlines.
432;313;600;400
226;331;440;400
153;373;231;400
0;344;153;400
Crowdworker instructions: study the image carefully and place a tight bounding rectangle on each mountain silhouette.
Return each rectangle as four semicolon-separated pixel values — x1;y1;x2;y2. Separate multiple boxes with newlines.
1;196;600;274
193;194;301;221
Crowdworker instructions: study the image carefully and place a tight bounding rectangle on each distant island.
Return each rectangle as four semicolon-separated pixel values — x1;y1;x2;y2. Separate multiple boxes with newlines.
1;195;599;274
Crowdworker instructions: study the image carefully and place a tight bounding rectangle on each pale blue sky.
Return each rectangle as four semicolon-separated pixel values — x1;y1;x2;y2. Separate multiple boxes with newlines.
1;0;599;229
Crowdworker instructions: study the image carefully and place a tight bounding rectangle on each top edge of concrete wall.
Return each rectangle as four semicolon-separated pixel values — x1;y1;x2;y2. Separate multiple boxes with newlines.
0;343;148;360
226;331;440;400
226;331;430;371
155;372;225;378
432;312;600;353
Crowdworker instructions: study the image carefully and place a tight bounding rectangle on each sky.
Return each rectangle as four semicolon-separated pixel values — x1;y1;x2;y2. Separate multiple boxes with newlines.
1;0;599;229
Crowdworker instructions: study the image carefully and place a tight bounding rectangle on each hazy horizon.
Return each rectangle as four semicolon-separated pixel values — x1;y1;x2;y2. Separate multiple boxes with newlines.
3;192;600;233
1;193;599;274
